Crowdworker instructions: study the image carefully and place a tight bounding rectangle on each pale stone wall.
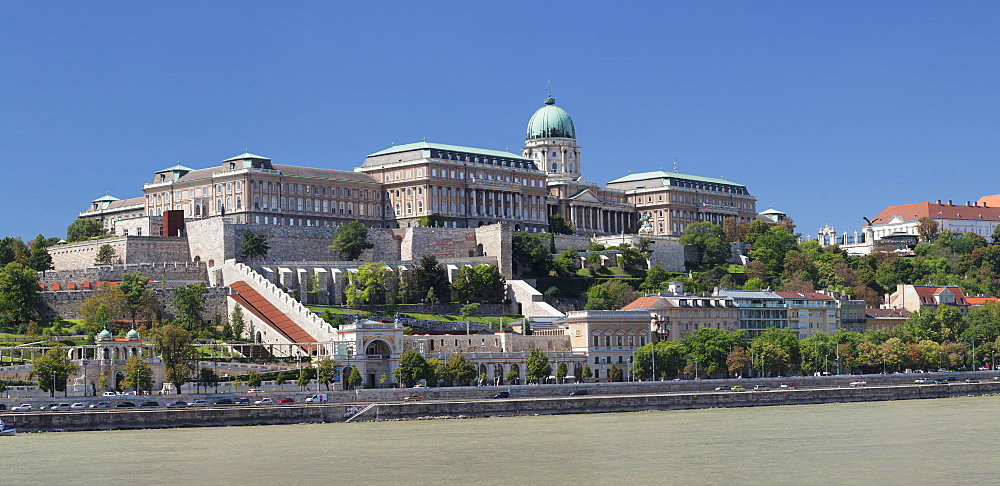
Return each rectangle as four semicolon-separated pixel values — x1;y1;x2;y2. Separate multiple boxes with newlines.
39;262;208;289
49;237;191;271
38;287;230;322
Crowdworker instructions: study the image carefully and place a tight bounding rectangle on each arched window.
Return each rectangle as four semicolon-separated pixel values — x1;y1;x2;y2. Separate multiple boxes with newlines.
236;197;242;209
569;164;575;172
551;163;557;171
226;183;232;192
217;199;223;211
395;203;400;215
226;197;232;209
406;202;412;214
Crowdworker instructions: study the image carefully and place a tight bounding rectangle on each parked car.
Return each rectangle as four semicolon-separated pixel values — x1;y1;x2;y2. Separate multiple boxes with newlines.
102;391;118;397
965;378;980;383
413;384;428;388
254;397;273;405
403;395;422;401
11;404;32;411
731;386;746;392
753;385;770;391
52;403;72;410
779;382;797;388
137;401;160;407
914;378;935;384
934;379;950;384
116;401;137;408
247;389;265;393
277;397;295;404
569;390;589;396
89;402;112;409
850;381;867;387
491;391;510;399
714;385;731;391
70;403;87;409
166;400;189;407
187;399;209;406
232;397;250;405
214;398;234;405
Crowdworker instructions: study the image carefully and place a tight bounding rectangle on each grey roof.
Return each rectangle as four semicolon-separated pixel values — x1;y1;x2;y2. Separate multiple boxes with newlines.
367;141;530;161
223;152;270;162
607;170;744;187
717;290;784;300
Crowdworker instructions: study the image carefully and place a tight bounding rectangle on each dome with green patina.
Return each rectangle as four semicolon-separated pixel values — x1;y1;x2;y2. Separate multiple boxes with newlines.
526;96;576;140
97;328;113;341
126;328;140;340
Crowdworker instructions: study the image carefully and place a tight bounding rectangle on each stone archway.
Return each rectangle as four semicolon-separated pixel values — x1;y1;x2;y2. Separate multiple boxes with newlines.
574;363;583;383
493;364;504;385
114;372;125;391
508;364;521;385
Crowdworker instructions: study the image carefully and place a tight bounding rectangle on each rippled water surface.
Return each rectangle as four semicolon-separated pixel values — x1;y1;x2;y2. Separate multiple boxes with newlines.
6;396;999;485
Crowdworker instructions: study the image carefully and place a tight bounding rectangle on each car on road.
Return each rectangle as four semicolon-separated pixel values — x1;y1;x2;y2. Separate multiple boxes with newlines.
850;381;867;387
714;385;731;391
914;378;935;384
102;391;118;397
569;390;589;396
11;404;32;411
491;391;510;399
89;402;112;409
753;385;770;391
254;397;273;405
247;389;265;393
779;383;797;388
116;401;137;408
137;401;160;407
413;384;428;388
166;400;189;407
731;386;746;392
277;397;295;404
966;378;980;383
187;399;209;406
934;379;950;384
214;398;234;405
233;397;250;405
70;403;87;409
52;403;73;411
403;395;422;401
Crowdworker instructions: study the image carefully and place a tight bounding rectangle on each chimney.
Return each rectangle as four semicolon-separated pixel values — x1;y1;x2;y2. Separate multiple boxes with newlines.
948;200;953;205
967;201;972;207
937;199;942;205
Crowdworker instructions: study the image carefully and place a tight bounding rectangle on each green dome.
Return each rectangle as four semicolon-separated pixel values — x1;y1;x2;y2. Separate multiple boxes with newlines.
126;328;140;340
97;328;113;341
526;96;576;140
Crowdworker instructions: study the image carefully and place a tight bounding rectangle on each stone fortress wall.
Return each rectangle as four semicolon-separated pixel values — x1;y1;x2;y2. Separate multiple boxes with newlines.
39;287;231;322
38;262;208;289
49;236;190;271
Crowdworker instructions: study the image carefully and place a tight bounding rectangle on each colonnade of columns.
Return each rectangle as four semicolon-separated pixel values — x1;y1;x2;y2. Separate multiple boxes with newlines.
466;188;545;223
566;204;636;234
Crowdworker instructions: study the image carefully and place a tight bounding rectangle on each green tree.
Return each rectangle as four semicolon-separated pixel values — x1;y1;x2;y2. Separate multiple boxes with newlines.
742;220;771;246
427;358;446;386
525;348;551;384
347;367;363;389
0;262;41;325
66;218;105;242
553;247;578;278
410;255;451;303
681;328;749;378
121;355;153;394
151;324;193;394
298;367;311;390
447;353;477;386
416;213;451;228
750;328;800;376
452;264;506;302
119;272;157;327
678;222;730;267
27;245;54;272
173;284;208;330
585;251;604;276
246;371;262;388
556;362;568;383
505;367;520;385
548;213;575;234
395;349;430;387
581;364;593;381
97;375;109;392
345;262;394;307
584;280;639;310
32;345;79;396
199;368;219;392
608;364;623;382
317;358;341;391
240;229;270;261
616;243;646;274
0;237;29;266
327;220;373;260
512;232;553;277
751;227;800;275
230;304;246;340
275;370;287;390
641;264;671;292
425;287;440;312
94;244;118;266
460;302;480;318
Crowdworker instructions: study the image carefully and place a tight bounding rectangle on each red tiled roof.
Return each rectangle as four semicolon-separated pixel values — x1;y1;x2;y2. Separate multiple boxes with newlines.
228;281;313;344
912;285;968;305
866;308;912;318
775;291;834;300
871;201;1000;225
966;296;1000;306
621;297;663;310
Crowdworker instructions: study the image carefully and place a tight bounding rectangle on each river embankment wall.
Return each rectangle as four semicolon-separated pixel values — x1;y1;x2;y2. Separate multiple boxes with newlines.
6;380;1000;433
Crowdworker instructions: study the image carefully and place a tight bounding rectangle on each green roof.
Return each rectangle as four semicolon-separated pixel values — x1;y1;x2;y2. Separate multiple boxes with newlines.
155;164;194;173
91;193;121;203
759;208;785;215
223;152;270;162
527;97;576;140
367;141;530;161
607;170;744;187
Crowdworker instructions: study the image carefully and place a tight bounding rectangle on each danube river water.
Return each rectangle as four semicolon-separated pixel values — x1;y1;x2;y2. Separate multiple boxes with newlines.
6;396;998;485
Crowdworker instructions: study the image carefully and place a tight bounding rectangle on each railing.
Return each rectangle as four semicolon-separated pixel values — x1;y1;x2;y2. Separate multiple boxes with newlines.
345;402;379;422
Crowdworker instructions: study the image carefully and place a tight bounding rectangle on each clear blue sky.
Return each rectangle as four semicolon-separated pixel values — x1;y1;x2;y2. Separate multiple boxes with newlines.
3;1;999;242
